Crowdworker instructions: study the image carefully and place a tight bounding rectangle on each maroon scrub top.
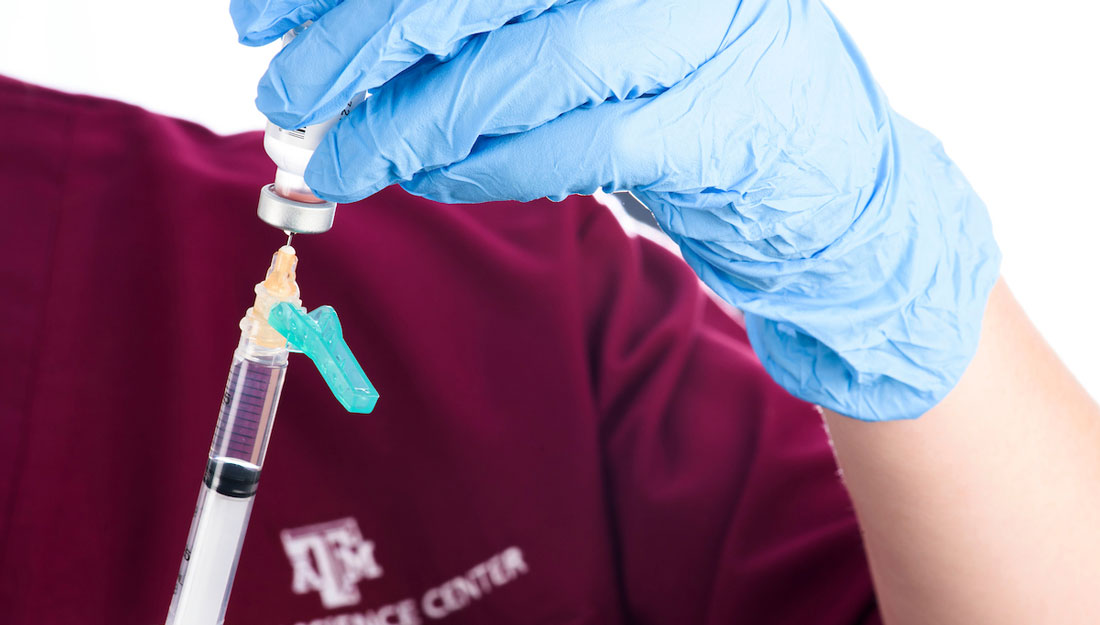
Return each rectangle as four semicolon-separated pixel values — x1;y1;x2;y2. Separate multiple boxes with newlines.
0;76;878;625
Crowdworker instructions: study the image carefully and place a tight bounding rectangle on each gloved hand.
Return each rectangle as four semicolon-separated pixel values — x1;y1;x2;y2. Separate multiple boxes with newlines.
231;0;1001;421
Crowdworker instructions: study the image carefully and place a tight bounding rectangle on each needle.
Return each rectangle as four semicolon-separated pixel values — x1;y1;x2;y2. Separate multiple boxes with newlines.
285;230;294;247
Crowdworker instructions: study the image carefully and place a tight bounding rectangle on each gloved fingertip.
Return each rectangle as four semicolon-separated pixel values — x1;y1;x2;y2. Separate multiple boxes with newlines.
309;180;386;204
310;176;381;204
401;170;495;205
311;187;369;204
228;1;279;46
304;153;383;205
308;171;380;203
237;31;282;47
255;75;312;130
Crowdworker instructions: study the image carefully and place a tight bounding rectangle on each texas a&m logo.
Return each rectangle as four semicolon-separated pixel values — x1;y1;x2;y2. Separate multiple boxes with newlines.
280;517;384;608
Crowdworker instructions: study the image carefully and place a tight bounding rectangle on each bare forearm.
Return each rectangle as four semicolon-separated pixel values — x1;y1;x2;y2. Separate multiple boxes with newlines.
825;278;1100;624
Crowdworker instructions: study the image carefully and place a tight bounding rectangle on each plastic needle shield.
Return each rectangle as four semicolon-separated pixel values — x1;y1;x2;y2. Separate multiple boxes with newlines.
268;302;379;414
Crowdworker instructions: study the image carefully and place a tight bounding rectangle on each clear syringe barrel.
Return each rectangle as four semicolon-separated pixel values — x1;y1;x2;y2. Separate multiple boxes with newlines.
166;335;289;625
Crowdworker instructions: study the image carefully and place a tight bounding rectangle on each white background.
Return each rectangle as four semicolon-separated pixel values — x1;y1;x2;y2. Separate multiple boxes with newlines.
1;1;1097;399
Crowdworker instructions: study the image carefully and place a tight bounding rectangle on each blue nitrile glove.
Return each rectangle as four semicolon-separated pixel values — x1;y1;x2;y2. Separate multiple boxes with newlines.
232;0;1001;421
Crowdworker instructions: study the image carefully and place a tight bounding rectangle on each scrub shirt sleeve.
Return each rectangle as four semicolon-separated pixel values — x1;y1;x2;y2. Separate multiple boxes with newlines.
573;204;882;625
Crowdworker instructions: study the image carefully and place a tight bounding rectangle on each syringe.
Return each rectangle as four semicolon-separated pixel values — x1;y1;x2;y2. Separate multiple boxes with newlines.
166;246;301;625
167;21;375;622
165;240;378;624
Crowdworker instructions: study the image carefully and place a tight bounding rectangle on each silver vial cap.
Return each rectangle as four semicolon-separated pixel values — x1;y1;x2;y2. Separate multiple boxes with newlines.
256;184;337;234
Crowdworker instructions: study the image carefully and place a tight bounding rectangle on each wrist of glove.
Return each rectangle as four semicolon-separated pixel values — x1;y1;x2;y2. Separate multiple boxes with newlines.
232;0;1001;421
647;107;1000;421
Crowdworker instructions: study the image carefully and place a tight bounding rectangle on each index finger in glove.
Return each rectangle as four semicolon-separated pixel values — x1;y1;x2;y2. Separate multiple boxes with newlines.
257;0;574;128
302;0;743;201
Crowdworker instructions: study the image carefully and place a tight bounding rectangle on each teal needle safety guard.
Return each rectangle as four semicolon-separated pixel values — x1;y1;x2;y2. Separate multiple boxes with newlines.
268;301;379;414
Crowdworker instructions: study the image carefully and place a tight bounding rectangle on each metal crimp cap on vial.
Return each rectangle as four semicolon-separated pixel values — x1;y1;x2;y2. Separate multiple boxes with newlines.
256;184;337;234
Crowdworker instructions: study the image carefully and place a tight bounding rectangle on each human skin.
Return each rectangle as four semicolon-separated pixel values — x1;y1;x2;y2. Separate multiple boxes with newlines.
824;278;1100;624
